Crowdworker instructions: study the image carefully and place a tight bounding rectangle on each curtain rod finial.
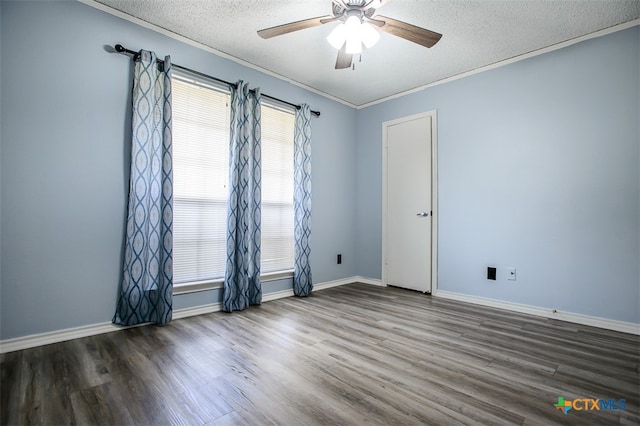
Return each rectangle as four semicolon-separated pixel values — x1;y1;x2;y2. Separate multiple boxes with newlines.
115;44;126;53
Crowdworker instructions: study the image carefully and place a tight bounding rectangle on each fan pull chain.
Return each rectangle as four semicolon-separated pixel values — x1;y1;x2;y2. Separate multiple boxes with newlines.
351;54;363;71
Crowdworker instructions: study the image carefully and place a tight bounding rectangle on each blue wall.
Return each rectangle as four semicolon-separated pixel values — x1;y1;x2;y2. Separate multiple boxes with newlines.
1;1;638;341
356;26;640;324
0;1;357;340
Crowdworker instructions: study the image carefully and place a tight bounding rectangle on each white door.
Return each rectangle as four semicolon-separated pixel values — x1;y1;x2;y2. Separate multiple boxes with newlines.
383;113;433;293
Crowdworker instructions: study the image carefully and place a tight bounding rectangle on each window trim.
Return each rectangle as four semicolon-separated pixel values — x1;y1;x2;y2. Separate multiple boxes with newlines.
173;69;231;94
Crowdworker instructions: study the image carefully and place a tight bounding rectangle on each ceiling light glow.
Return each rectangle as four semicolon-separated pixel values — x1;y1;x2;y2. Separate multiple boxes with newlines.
327;23;347;49
326;15;380;54
360;22;380;48
346;35;362;54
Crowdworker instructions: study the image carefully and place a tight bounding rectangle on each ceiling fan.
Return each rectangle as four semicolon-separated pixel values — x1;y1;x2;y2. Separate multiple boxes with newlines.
257;0;442;70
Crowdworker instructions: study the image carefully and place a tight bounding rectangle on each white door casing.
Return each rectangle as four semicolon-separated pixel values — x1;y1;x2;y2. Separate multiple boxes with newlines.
382;111;438;293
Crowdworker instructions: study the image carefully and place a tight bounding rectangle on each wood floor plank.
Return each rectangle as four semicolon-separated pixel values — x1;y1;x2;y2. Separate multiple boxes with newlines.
0;351;21;426
2;283;638;425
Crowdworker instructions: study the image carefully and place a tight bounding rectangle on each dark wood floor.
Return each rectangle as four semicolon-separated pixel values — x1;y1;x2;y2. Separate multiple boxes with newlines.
1;283;639;425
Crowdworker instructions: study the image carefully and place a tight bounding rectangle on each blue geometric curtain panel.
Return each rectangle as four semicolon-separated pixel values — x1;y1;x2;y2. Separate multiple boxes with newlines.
114;50;173;326
293;105;313;297
223;81;262;312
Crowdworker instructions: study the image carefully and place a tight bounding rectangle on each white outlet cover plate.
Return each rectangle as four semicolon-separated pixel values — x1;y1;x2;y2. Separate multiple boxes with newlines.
506;267;516;281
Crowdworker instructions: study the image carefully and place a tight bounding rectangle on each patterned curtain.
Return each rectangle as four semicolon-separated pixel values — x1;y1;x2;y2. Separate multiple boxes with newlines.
293;105;313;297
114;51;173;326
223;81;262;312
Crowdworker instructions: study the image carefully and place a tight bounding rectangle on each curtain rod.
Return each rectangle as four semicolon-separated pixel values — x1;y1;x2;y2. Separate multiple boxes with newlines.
114;44;320;117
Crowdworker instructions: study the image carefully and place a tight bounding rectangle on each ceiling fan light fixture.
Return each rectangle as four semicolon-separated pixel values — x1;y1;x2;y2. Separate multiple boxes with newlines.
258;0;444;71
344;15;367;54
360;22;380;48
346;36;362;54
345;15;361;30
327;23;347;49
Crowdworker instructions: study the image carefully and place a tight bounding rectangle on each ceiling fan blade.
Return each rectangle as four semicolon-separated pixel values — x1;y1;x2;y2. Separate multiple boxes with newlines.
335;43;353;69
375;15;442;48
364;16;385;27
319;16;340;25
258;15;333;39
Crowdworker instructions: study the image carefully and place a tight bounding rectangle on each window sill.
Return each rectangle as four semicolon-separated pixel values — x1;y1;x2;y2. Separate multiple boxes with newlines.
261;269;294;282
173;269;294;295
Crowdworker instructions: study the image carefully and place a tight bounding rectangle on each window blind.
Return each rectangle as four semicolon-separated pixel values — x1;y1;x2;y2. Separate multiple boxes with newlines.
172;74;231;284
261;103;295;273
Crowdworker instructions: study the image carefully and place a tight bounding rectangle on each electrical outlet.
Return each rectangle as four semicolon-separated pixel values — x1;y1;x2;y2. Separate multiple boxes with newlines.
487;267;496;280
506;267;516;281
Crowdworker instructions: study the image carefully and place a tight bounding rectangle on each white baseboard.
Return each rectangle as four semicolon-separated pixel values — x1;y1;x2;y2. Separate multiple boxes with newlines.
0;322;121;354
0;276;374;354
433;289;640;335
352;276;385;287
172;302;222;319
0;301;231;354
262;289;294;302
261;276;383;301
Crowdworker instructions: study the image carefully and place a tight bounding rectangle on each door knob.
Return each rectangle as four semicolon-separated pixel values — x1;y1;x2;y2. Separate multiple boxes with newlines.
416;212;429;217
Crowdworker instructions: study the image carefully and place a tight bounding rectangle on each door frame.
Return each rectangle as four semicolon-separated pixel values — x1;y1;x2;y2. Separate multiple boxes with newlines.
382;110;438;294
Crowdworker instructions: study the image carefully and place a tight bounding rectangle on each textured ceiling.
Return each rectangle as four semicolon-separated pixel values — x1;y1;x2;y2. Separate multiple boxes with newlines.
93;0;640;107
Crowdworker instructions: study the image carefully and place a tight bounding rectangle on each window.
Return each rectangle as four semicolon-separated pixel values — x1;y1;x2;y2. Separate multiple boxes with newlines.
172;73;230;284
261;104;295;273
171;71;295;285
